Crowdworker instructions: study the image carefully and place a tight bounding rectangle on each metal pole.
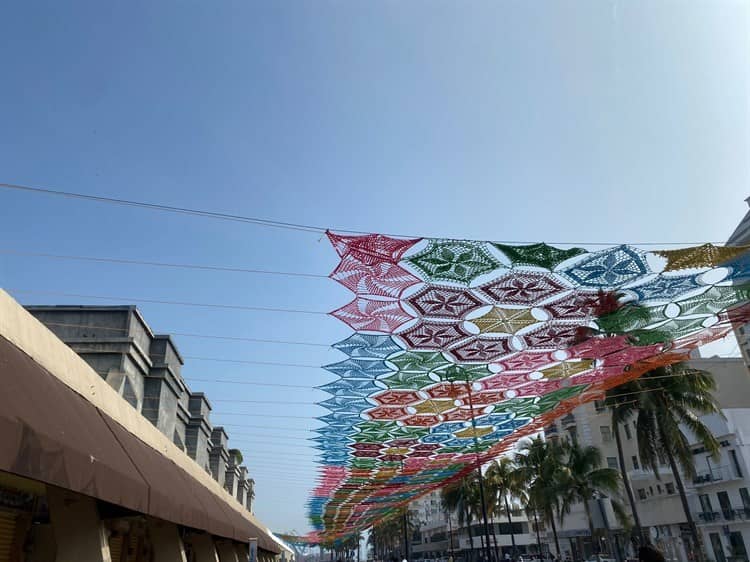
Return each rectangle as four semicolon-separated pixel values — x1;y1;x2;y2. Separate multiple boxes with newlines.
465;382;494;562
401;459;410;562
447;509;455;557
403;509;409;561
597;497;622;562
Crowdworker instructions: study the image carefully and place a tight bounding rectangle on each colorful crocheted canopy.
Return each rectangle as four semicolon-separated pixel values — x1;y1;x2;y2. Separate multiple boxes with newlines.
306;233;750;542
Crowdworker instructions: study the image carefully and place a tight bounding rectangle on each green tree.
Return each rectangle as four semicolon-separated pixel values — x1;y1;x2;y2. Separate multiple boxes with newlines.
368;507;418;561
514;437;566;557
442;476;479;557
486;457;524;559
558;441;625;555
606;363;721;562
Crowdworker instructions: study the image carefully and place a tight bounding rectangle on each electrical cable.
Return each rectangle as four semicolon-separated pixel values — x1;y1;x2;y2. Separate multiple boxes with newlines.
0;249;328;279
0;182;728;246
186;377;315;390
218;423;315;432
225;432;313;442
32;320;331;347
184;356;321;368
8;288;328;315
140;408;313;419
93;371;317;390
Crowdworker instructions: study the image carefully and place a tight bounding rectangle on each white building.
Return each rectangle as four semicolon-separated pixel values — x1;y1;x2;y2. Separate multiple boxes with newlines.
409;485;544;562
552;357;750;562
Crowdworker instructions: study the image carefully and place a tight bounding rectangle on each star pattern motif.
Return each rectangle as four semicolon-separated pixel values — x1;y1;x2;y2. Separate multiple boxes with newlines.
406;285;484;318
561;245;649;288
405;240;502;284
477;272;569;305
470;306;539;334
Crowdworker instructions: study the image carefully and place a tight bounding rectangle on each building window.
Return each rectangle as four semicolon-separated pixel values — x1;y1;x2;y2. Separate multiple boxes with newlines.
730;450;743;478
632;456;640;470
666;482;675;495
729;532;748;560
607;457;618;470
699;494;713;513
718;491;733;519
623;423;632;440
740;488;750;509
637;489;647;500
710;533;726;562
595;400;606;413
600;426;612;443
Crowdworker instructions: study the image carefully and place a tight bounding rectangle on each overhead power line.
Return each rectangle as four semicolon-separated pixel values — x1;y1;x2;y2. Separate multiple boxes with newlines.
0;249;328;279
185;355;321;369
141;408;314;420
185;377;316;390
0;182;325;233
9;288;328;315
35;320;330;348
0;182;726;246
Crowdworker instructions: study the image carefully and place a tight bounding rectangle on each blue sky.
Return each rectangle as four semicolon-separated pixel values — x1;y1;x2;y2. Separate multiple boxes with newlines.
1;1;749;533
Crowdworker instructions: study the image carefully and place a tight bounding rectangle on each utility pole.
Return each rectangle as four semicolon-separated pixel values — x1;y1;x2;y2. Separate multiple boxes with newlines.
402;507;410;561
464;381;494;562
400;460;410;562
446;508;455;559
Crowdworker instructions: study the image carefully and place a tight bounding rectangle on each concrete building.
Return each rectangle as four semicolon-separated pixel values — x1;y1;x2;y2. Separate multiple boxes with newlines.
408;482;544;562
0;290;281;562
552;357;750;562
23;304;258;515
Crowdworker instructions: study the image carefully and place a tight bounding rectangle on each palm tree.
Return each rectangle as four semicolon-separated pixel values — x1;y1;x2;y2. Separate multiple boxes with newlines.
486;457;524;560
442;477;478;559
369;511;405;560
514;436;566;557
606;363;721;562
558;441;624;556
607;392;646;546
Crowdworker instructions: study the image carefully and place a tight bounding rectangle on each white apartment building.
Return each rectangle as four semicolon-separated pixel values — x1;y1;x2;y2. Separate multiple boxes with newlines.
409;485;544;562
553;357;750;562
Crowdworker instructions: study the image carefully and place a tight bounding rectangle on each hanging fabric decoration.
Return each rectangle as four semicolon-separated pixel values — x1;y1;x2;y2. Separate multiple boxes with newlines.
303;232;750;543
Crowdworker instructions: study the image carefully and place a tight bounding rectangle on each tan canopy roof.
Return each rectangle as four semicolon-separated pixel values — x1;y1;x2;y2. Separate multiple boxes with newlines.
0;291;280;554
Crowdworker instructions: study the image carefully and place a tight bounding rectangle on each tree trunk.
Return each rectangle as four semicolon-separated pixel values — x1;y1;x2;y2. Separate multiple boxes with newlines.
465;503;476;559
504;495;517;558
533;511;543;559
583;498;597;556
491;516;500;562
613;415;644;545
549;511;561;558
662;428;706;562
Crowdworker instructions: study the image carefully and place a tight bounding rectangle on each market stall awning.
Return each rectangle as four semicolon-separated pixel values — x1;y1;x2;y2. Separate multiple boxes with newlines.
0;293;280;554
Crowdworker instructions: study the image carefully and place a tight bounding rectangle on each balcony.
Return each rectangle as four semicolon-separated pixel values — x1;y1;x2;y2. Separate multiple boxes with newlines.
693;465;734;486
695;508;750;524
696;511;721;523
